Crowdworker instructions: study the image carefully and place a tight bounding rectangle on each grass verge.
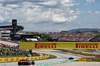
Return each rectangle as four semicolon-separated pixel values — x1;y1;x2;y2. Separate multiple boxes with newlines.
47;54;57;59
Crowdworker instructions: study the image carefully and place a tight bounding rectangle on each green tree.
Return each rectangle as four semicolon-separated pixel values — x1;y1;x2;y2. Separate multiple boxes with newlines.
77;31;82;33
92;30;99;33
26;32;31;34
61;31;67;33
41;34;50;41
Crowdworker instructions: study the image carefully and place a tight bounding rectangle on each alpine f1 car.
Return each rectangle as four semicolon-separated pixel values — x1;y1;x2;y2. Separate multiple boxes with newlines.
18;59;35;65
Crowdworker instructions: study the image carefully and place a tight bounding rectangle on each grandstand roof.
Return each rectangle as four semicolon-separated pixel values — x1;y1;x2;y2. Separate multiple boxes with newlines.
0;25;24;32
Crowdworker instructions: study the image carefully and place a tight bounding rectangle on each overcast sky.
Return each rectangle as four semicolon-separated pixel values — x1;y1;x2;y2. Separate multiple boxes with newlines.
0;0;100;32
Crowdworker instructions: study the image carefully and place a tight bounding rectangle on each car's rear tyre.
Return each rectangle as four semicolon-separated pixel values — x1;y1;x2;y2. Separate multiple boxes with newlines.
18;62;22;65
32;61;35;65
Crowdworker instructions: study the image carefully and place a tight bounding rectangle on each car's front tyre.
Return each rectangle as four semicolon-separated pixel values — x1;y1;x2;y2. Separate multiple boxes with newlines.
32;61;35;65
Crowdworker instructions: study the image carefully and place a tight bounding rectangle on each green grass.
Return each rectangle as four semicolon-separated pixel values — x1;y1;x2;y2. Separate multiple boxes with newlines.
85;58;94;62
34;54;57;61
47;54;57;59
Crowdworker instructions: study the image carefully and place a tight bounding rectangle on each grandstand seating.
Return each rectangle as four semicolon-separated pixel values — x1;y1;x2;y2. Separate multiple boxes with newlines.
50;33;99;42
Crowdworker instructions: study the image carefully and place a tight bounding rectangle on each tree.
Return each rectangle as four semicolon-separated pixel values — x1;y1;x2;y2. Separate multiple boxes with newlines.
92;30;99;33
41;34;51;41
61;31;67;33
77;31;82;33
26;32;31;34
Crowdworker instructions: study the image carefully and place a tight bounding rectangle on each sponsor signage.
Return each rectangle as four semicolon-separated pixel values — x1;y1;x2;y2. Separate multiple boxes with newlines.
0;56;49;62
3;31;7;33
1;31;10;33
76;43;98;49
35;43;56;48
78;58;86;62
19;42;100;49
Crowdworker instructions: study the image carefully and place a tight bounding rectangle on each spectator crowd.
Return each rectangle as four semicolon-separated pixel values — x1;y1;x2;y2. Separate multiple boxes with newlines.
50;33;99;42
0;43;40;57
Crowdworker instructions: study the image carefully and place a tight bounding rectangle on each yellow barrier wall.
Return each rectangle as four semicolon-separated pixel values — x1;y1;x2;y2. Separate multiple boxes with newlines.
0;55;49;62
79;58;86;62
19;42;100;49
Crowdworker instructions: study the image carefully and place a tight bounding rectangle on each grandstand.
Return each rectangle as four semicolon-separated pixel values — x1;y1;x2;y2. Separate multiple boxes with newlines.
0;19;38;41
50;33;99;42
0;19;24;40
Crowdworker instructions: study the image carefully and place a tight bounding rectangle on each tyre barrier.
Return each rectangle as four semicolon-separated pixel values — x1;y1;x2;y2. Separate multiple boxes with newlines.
0;54;49;62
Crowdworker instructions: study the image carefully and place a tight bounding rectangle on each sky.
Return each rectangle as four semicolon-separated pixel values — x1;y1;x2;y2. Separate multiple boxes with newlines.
0;0;100;32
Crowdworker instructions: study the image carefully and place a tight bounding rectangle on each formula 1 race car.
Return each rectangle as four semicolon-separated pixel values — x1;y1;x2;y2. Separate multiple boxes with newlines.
18;59;35;65
68;57;74;60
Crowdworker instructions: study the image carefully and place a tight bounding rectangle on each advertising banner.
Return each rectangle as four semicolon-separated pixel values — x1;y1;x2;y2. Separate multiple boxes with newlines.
78;58;86;62
19;42;100;49
0;56;49;62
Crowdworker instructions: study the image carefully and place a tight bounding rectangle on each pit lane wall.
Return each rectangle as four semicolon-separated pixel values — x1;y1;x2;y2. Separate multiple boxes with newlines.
0;54;49;62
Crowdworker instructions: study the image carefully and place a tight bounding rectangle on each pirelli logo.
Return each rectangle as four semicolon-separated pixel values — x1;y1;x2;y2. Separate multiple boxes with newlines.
35;43;56;48
76;43;98;49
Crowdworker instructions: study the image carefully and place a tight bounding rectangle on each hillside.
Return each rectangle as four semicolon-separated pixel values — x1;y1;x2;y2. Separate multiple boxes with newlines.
68;28;100;33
